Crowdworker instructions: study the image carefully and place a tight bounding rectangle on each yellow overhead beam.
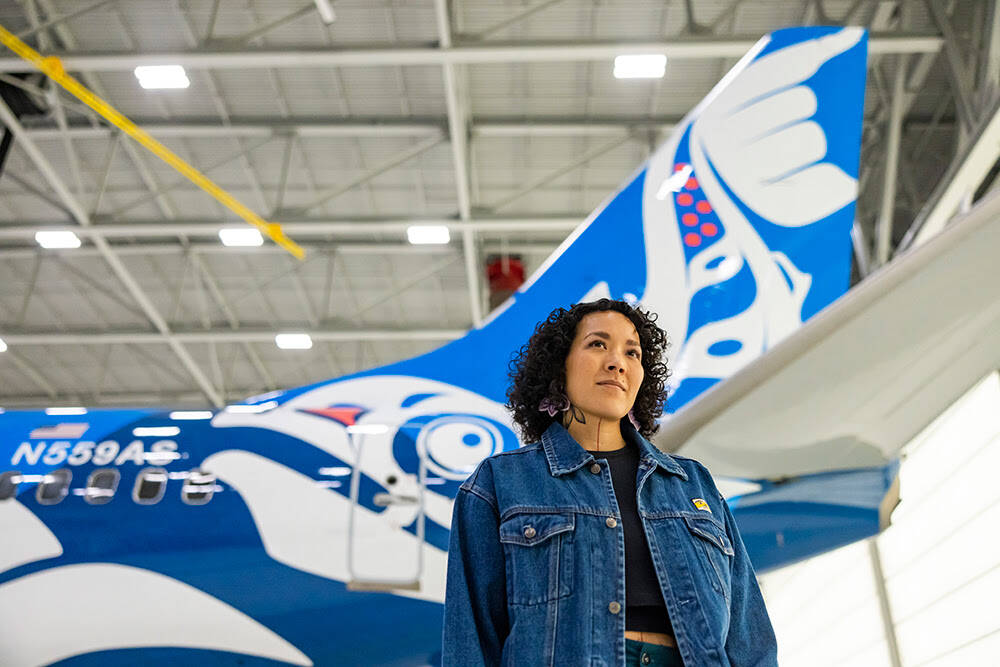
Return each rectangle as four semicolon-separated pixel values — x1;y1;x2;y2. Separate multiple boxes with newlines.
0;24;305;260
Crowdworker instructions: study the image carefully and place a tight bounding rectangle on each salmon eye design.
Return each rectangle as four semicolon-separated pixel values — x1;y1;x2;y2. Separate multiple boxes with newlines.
415;415;506;481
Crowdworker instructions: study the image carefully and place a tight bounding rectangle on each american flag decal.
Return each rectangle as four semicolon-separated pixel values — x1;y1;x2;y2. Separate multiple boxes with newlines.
29;423;90;439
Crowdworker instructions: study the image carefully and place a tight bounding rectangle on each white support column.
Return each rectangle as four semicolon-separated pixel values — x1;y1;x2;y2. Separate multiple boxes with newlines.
851;220;871;279
876;53;907;267
0;217;580;241
22;118;676;140
868;537;903;667
1;329;467;345
435;0;483;327
0;36;945;72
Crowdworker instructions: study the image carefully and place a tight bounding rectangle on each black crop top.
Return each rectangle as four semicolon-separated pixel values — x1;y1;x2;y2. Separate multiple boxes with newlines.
590;439;675;636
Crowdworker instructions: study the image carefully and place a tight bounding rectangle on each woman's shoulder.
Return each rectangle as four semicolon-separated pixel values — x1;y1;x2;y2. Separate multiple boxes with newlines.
492;441;543;458
482;441;544;474
667;451;709;471
664;452;726;500
459;442;544;496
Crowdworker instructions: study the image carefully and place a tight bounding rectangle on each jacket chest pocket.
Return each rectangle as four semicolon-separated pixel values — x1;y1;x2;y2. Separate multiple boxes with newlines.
683;514;734;601
498;512;575;606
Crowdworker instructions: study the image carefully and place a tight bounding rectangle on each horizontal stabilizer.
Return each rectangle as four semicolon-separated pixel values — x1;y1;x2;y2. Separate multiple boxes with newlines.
659;188;1000;480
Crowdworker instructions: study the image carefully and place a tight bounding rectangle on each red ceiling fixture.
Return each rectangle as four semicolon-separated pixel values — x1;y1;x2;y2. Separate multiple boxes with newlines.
485;254;525;311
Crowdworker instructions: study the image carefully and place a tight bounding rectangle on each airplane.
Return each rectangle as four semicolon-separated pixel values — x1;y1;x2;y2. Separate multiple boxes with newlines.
0;25;903;666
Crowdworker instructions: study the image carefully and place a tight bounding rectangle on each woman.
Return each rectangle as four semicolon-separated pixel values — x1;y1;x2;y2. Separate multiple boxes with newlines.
443;298;778;666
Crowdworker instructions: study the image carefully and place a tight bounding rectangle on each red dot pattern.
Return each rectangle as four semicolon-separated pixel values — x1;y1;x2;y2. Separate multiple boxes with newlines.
672;161;724;251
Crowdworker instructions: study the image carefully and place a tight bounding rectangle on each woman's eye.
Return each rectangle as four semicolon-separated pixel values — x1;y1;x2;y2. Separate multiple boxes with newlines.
590;340;605;348
628;350;640;357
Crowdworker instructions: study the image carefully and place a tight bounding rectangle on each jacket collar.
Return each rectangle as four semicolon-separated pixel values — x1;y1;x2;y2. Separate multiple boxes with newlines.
540;419;688;481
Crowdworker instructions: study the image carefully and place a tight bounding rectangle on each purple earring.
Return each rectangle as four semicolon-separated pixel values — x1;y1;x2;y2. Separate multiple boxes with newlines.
538;380;570;417
627;409;641;430
538;394;570;417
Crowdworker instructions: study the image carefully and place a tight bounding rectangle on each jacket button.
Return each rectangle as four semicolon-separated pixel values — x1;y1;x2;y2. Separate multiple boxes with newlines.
608;601;621;614
606;516;617;528
590;463;601;474
523;525;536;539
641;653;651;664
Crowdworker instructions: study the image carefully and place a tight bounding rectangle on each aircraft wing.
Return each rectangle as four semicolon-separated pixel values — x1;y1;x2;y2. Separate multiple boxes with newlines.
660;188;1000;481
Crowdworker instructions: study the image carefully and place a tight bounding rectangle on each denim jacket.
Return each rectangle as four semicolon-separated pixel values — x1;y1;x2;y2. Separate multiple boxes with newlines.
442;420;778;667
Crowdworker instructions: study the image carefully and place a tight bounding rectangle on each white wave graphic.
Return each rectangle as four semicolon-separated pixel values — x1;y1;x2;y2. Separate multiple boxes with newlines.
0;500;62;574
696;28;862;227
212;376;510;535
202;450;448;603
642;30;861;384
0;563;312;667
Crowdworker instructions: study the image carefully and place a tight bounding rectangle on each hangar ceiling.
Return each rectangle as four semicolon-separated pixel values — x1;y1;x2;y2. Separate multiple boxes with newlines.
0;0;994;407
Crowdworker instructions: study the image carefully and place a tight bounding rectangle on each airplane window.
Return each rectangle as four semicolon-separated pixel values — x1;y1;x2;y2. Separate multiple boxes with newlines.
85;469;120;506
0;471;20;500
133;468;167;505
37;469;72;505
182;470;216;505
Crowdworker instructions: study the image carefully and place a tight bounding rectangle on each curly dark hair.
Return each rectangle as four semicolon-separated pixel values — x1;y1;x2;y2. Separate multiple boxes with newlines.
505;298;671;443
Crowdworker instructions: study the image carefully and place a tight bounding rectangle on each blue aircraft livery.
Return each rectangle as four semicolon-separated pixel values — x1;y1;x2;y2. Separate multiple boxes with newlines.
0;27;869;666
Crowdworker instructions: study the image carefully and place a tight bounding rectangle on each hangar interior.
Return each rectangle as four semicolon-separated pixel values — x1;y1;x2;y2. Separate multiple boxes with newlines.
759;372;1000;666
0;1;998;666
0;0;985;409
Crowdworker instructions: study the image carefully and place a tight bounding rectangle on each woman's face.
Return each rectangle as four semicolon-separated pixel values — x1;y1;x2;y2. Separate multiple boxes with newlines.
563;310;644;422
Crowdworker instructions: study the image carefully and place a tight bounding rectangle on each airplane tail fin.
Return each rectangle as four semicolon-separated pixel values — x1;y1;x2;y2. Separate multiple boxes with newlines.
268;27;869;416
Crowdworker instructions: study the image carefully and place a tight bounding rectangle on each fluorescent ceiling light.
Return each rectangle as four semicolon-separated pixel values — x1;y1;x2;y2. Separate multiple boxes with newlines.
170;410;213;420
219;227;264;247
275;333;313;350
134;65;190;89
35;230;81;249
0;337;6;353
346;424;389;435
133;426;181;437
407;225;450;245
614;54;667;79
45;407;87;415
314;0;336;24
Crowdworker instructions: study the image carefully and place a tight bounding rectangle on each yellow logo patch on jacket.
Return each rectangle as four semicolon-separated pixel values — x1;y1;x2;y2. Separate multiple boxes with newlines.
692;498;711;512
